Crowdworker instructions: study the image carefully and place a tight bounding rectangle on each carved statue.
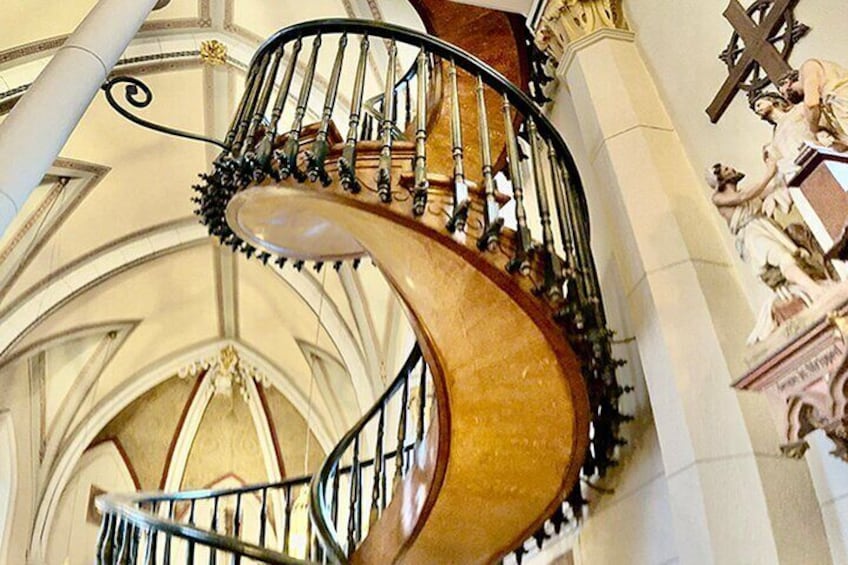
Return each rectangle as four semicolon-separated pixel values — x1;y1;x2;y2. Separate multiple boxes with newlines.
750;91;839;200
706;163;829;343
779;59;848;147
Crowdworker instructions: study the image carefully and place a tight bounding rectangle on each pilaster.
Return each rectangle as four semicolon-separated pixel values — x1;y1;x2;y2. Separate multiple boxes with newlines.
532;2;832;562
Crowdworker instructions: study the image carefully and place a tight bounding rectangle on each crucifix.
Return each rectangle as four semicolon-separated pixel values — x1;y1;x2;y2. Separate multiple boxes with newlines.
706;0;809;123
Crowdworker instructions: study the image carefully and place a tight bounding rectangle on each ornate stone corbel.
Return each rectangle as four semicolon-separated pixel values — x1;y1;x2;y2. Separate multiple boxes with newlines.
531;0;629;59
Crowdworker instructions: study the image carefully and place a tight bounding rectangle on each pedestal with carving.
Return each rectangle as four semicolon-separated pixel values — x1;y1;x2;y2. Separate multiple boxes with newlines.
736;290;848;461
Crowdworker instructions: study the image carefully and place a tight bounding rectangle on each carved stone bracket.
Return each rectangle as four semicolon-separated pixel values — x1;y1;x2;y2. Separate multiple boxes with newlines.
529;0;629;59
736;291;848;463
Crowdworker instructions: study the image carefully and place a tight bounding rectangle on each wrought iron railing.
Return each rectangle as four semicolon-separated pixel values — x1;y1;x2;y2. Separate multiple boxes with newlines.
359;50;437;142
101;17;630;562
310;343;430;561
94;345;428;565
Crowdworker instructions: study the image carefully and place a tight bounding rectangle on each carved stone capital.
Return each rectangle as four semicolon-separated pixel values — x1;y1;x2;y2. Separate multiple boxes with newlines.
530;0;628;59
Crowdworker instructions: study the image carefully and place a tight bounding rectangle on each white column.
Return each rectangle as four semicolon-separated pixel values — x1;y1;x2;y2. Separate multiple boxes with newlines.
534;1;833;560
0;0;168;238
805;432;848;564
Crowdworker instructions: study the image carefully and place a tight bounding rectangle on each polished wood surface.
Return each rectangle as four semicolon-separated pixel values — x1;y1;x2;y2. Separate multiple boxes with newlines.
410;0;530;184
227;139;589;564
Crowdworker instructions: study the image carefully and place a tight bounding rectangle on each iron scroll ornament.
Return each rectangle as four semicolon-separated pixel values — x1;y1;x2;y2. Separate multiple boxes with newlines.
101;76;231;151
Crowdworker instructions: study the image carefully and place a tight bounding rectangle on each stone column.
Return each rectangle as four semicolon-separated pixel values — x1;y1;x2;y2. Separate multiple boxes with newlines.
531;1;831;563
0;0;170;238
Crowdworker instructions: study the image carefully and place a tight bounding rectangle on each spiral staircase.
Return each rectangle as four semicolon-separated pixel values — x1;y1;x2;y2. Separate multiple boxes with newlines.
94;18;629;565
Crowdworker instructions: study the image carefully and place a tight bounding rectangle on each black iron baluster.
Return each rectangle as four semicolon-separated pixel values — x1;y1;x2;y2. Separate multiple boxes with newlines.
283;486;293;554
99;513;116;564
394;372;409;487
347;436;360;557
370;407;385;524
376;40;398;203
446;59;469;232
96;512;111;563
417;363;427;443
527;117;563;300
232;52;270;157
412;49;429;216
186;500;196;565
549;152;586;324
241;47;284;159
278;34;322;181
209;497;220;565
130;523;141;565
144;525;157;565
503;96;533;275
355;436;363;545
404;81;412;128
330;462;340;531
340;34;370;193
307;34;348;186
560;160;599;315
258;487;268;547
222;64;260;151
263;38;303;181
116;519;131;565
475;74;504;251
163;501;174;565
230;494;242;565
527;117;564;301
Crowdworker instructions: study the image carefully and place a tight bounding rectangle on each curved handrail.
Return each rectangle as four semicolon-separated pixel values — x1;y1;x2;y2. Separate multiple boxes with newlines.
100;17;629;563
248;19;592;232
96;487;311;565
310;343;424;562
95;344;426;565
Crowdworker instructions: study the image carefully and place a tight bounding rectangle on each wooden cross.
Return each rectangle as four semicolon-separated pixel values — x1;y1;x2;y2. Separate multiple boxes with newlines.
706;0;799;123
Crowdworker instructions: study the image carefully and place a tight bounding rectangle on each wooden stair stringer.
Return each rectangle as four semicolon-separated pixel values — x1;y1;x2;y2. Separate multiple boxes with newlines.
227;176;589;563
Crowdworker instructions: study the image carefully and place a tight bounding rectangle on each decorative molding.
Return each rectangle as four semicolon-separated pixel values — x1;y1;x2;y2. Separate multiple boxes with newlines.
555;27;635;79
200;39;228;65
529;0;629;60
0;159;110;305
0;35;66;66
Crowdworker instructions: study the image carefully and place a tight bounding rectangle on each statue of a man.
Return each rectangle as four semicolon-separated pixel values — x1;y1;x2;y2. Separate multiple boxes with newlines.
779;59;848;146
706;164;826;342
751;91;836;186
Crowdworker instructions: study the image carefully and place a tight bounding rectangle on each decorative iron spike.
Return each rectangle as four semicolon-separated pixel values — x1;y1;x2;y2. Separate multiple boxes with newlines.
333;261;343;271
314;261;324;272
445;59;469;233
274;256;287;269
294;260;305;271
